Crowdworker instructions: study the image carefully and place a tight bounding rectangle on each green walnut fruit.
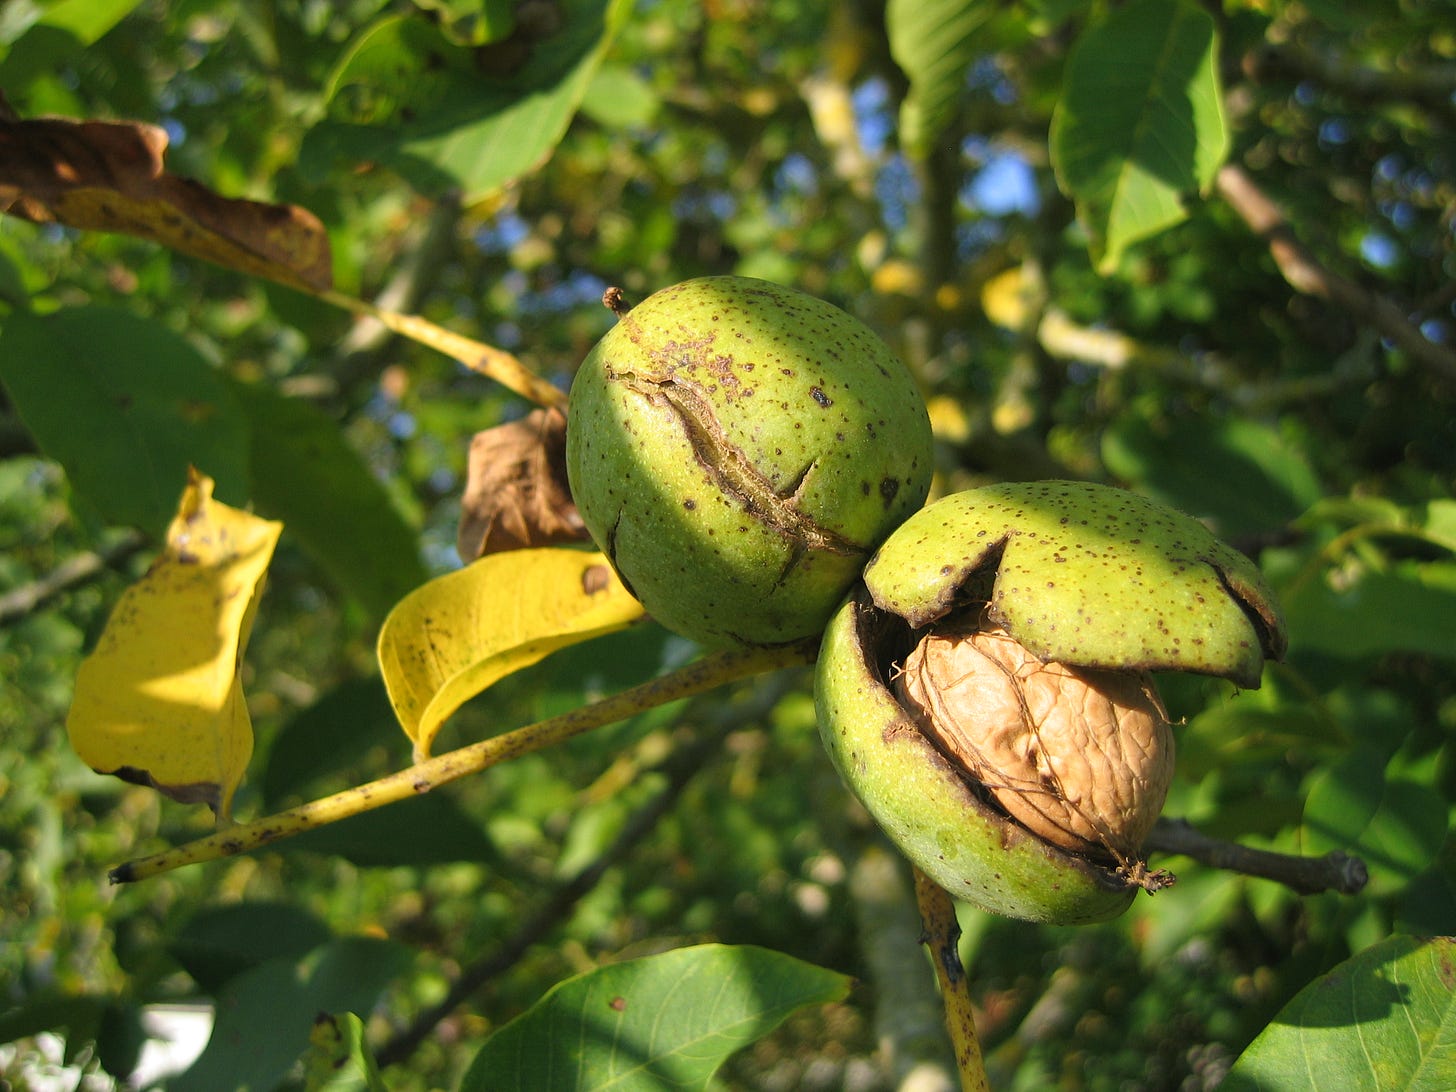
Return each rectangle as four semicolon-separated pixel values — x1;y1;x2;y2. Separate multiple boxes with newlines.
815;480;1287;924
566;276;934;647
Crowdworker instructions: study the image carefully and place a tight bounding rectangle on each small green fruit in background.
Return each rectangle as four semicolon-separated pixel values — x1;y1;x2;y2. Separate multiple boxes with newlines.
815;480;1287;924
566;276;934;648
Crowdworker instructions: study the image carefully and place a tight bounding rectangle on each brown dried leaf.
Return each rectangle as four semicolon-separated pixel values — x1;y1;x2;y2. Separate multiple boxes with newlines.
0;114;332;292
457;406;588;562
896;627;1173;860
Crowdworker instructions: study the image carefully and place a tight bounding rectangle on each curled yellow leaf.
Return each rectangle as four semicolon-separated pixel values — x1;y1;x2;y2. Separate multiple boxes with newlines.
377;549;645;761
66;470;282;820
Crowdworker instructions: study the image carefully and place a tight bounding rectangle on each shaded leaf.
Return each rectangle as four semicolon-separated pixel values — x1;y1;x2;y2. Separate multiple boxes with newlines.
0;113;331;291
259;676;400;809
377;547;644;760
457;406;588;562
0;305;249;538
301;0;630;203
1101;411;1322;539
460;944;853;1092
1286;560;1456;661
229;378;427;617
280;791;500;868
0;0;143;93
1050;0;1228;271
1224;935;1456;1092
886;0;994;159
170;938;411;1092
167;902;334;993
66;470;282;818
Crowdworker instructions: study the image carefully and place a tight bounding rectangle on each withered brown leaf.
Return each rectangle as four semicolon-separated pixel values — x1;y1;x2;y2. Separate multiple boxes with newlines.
457;406;588;562
0;113;332;292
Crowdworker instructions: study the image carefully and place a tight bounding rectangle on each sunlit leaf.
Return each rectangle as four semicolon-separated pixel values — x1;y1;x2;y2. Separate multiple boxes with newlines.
0;113;332;291
377;547;645;760
1301;748;1448;898
459;944;853;1092
0;305;249;537
1050;0;1227;271
66;470;282;818
302;0;632;204
886;0;994;158
1224;935;1456;1092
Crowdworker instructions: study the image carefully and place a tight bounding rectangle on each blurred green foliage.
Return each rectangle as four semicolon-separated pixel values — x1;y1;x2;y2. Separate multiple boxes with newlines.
1;0;1453;1088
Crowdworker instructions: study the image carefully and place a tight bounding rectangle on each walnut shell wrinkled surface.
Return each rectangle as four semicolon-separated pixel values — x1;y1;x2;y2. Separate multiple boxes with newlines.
895;626;1174;861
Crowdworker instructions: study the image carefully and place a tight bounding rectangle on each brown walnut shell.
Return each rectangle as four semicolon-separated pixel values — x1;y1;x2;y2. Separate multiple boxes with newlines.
894;626;1174;862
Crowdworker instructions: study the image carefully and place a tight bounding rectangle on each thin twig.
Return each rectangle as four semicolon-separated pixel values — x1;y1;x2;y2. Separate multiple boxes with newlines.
912;866;991;1092
108;640;817;884
374;672;801;1069
318;287;568;411
1215;163;1456;385
1145;816;1368;895
0;529;148;626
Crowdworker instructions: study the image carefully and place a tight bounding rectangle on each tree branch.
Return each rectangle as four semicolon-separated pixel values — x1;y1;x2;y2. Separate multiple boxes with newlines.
1145;817;1368;896
1244;43;1456;130
1215;163;1456;386
0;529;148;626
108;640;816;883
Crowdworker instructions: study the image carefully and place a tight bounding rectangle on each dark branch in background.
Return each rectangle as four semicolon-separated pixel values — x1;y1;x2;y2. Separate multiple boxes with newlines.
1215;163;1456;386
1244;43;1456;131
1146;817;1368;896
0;529;148;626
373;672;804;1071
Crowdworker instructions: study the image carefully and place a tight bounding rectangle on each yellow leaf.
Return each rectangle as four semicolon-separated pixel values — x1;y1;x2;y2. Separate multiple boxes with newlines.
66;470;282;820
377;549;645;761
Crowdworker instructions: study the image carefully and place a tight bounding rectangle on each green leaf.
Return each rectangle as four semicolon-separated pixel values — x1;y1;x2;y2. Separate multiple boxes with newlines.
0;0;141;85
229;378;426;619
1224;936;1456;1092
166;902;334;993
259;676;401;808
302;0;632;203
1101;411;1322;539
460;944;852;1092
579;62;660;128
886;0;994;158
0;305;249;536
1301;748;1449;898
1050;0;1228;272
1286;560;1456;661
170;938;411;1092
280;791;501;868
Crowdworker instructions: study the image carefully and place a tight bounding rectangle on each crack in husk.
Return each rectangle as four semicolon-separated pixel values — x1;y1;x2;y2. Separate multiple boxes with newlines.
618;372;866;560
